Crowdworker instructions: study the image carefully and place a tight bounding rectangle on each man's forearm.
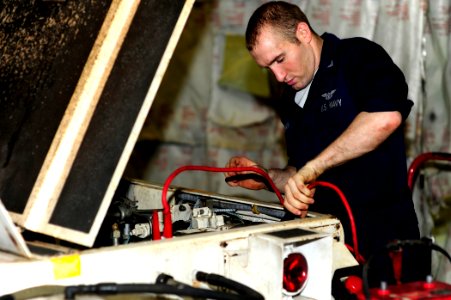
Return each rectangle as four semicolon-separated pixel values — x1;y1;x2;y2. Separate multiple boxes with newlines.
307;111;402;175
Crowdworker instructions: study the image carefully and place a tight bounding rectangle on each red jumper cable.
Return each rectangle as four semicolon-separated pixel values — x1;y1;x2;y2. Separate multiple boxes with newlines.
156;165;363;263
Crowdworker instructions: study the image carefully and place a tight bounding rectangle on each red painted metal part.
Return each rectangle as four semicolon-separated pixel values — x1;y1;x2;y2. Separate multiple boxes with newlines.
407;152;451;191
355;280;451;299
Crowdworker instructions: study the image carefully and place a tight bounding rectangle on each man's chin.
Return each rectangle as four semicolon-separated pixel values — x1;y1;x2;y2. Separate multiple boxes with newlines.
290;84;303;91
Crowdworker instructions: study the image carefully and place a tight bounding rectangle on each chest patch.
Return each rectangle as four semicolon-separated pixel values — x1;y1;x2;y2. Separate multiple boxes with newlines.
320;89;342;112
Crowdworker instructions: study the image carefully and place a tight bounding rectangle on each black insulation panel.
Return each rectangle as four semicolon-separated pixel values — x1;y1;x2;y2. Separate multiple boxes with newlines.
49;0;186;232
0;1;112;214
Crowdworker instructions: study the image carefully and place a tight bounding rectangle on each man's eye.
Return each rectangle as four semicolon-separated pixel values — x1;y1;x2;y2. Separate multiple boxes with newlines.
276;57;284;63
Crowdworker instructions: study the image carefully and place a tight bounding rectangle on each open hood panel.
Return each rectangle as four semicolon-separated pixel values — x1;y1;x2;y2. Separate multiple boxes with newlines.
0;0;194;247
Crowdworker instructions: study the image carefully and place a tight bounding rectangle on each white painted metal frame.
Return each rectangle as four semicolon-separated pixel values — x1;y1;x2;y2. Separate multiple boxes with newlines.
0;216;358;299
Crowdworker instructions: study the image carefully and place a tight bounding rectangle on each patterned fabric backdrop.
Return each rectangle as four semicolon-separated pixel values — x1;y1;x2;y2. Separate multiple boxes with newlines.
124;0;450;281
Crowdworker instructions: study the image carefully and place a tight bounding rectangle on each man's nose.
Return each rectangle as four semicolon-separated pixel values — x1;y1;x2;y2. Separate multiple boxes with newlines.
271;66;286;82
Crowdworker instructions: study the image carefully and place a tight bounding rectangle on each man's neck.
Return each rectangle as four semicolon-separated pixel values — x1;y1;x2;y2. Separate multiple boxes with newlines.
311;35;323;71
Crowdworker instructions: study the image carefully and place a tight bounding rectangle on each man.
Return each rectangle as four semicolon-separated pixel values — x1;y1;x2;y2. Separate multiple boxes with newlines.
224;1;420;261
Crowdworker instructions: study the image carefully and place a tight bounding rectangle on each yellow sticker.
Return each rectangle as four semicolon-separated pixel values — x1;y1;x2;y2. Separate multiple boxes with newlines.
51;254;81;279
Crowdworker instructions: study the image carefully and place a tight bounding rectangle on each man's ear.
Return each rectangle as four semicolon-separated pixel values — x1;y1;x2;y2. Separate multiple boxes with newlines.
296;22;312;43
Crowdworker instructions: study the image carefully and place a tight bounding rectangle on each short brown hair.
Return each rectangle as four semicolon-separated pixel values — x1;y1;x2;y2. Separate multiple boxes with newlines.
245;1;316;51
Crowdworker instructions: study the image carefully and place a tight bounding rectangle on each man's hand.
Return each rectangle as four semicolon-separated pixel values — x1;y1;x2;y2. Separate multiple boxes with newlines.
224;156;267;190
283;164;320;218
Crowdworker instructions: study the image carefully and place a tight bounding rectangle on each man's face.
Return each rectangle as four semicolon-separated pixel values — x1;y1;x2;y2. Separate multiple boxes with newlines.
250;25;316;91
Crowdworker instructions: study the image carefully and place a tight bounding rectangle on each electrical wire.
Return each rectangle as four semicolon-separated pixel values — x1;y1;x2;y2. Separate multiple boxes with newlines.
156;165;363;264
64;282;248;300
176;192;286;219
308;181;364;264
195;271;264;300
157;165;284;239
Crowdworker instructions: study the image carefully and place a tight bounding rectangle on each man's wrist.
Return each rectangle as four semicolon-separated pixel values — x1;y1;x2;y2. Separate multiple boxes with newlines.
305;160;325;177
